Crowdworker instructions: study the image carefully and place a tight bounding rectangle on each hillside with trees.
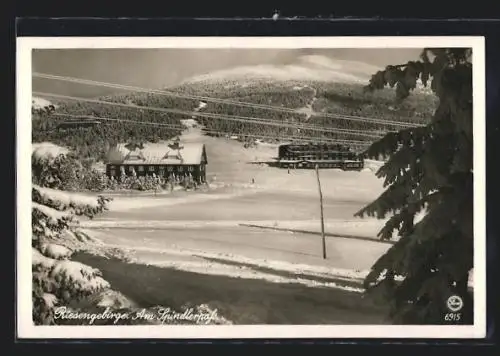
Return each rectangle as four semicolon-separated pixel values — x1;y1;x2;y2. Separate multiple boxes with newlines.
32;79;437;162
32;104;184;161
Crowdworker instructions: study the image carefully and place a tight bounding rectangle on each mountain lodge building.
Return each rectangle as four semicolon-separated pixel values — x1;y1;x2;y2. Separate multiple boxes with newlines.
105;138;208;183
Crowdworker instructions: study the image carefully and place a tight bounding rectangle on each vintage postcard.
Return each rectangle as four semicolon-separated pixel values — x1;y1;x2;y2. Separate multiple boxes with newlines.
17;36;486;339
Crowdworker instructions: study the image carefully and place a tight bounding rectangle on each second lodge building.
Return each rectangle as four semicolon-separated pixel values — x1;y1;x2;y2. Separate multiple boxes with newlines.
105;139;208;183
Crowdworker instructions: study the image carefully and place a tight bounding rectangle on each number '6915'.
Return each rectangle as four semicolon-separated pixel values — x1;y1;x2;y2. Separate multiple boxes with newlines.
444;313;461;321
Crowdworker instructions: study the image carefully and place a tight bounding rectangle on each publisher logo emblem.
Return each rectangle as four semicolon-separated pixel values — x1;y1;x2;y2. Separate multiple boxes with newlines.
446;295;464;312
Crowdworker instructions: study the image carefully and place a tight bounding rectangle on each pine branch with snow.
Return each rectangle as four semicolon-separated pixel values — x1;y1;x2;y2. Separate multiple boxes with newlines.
356;48;474;324
31;145;114;325
33;185;111;219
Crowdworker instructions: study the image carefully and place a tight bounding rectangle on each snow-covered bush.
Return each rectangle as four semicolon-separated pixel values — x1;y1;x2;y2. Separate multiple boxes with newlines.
32;150;85;191
31;145;113;325
32;148;188;193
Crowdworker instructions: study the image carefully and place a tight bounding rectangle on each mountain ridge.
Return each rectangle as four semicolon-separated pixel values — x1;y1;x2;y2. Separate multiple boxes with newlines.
181;55;379;86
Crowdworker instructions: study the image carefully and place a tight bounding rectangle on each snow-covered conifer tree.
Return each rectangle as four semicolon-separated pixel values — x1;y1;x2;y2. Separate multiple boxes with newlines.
31;145;113;324
356;49;474;324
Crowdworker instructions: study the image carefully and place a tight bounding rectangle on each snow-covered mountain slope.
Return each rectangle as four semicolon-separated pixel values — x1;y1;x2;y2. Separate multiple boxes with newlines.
32;96;59;111
182;55;380;85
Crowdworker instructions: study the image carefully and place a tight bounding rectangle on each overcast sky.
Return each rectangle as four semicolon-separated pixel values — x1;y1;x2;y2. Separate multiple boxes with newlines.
32;48;422;98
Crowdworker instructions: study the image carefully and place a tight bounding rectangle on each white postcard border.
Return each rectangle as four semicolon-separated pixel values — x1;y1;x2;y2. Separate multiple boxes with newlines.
17;36;487;339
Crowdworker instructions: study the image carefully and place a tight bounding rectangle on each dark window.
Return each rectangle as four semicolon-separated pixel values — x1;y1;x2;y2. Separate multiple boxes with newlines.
110;169;116;176
148;166;155;172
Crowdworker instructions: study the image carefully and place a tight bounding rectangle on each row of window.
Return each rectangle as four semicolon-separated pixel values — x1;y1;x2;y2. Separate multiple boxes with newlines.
284;148;349;152
281;154;357;161
109;170;200;177
281;146;349;152
108;165;204;174
285;150;349;154
283;162;363;169
109;165;203;171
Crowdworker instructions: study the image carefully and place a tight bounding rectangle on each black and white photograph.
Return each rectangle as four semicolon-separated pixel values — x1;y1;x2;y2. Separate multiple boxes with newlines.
17;37;486;339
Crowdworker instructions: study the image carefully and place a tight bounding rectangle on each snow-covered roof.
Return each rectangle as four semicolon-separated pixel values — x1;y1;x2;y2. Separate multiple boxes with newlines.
105;141;207;165
32;142;69;160
32;97;58;110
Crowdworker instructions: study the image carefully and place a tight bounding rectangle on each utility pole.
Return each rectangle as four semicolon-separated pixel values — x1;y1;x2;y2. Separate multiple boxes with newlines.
315;164;327;259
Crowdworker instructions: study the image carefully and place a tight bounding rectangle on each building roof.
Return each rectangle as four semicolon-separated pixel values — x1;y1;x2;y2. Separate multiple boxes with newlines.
105;141;207;165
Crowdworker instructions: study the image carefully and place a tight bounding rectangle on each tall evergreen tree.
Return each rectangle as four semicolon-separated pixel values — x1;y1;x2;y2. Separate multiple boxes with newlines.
31;155;113;324
356;48;474;324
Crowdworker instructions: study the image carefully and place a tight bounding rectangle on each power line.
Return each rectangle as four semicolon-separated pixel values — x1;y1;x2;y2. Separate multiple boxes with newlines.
35;90;385;138
35;72;421;128
200;129;371;148
40;71;424;127
33;72;424;128
51;113;185;130
40;102;371;148
55;110;383;139
34;92;383;140
49;112;370;147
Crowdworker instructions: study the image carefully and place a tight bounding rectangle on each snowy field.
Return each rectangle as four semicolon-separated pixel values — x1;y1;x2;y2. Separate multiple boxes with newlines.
80;127;394;294
67;126;400;324
39;121;473;324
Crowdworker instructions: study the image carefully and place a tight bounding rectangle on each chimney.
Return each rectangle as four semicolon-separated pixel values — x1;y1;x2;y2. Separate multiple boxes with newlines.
167;137;184;162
